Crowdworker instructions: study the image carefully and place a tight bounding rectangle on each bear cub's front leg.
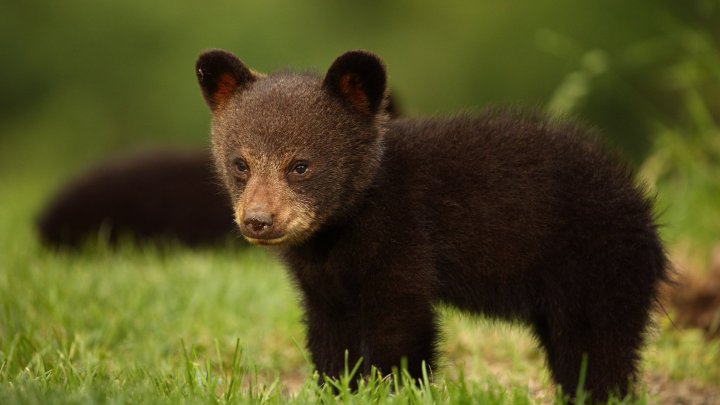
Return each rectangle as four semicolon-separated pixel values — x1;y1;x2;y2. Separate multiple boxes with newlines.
302;273;439;383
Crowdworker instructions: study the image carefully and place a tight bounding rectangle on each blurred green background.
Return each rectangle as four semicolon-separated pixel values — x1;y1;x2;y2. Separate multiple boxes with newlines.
1;0;719;256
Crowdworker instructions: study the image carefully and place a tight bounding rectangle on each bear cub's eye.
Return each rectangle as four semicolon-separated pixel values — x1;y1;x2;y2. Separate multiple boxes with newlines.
293;163;308;174
232;158;248;176
289;161;310;177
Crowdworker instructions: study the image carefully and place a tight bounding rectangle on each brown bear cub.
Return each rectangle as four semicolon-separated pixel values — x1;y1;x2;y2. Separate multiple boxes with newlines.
195;49;668;400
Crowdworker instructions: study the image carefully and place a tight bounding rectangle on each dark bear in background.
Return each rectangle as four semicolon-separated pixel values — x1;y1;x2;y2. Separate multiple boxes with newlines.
37;149;236;248
196;49;669;401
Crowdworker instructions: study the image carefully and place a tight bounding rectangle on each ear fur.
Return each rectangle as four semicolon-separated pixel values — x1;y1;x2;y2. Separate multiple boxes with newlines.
196;49;258;111
323;50;387;115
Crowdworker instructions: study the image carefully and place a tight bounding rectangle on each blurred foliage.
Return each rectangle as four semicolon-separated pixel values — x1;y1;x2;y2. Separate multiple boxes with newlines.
547;1;720;159
0;1;716;169
637;26;720;255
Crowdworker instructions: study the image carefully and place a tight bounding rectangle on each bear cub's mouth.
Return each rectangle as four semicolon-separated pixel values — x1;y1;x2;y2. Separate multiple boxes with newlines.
242;234;291;246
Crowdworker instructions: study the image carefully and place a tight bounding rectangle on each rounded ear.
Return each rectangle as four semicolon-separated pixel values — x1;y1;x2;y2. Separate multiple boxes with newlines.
323;50;387;115
195;49;258;111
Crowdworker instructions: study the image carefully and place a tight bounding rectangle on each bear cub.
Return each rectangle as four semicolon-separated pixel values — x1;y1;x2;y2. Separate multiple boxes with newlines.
195;49;668;400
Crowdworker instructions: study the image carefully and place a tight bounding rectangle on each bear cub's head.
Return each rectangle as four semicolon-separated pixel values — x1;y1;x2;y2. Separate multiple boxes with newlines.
196;50;388;246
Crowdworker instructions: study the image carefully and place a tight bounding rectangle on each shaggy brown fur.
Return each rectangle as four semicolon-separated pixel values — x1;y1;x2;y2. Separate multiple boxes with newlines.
196;49;669;401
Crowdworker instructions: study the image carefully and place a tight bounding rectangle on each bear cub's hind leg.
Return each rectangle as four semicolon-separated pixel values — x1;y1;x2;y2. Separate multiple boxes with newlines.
532;303;649;401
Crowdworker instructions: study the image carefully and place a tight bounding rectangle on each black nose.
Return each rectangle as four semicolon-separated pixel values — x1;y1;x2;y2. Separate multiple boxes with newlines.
243;211;274;234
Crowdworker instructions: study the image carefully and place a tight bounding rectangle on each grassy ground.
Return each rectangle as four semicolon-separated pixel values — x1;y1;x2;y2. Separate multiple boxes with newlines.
1;166;719;404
